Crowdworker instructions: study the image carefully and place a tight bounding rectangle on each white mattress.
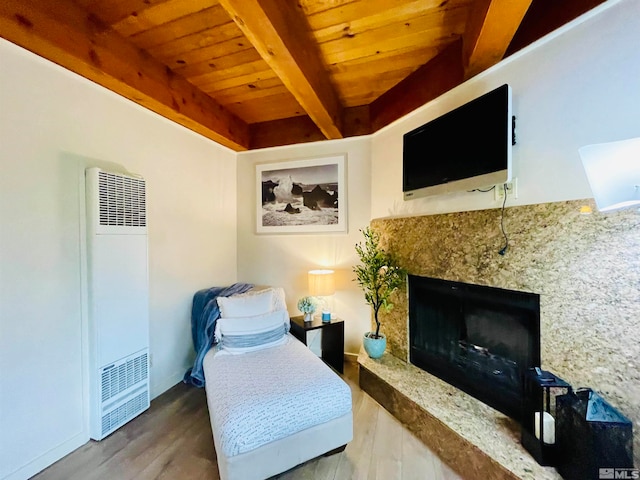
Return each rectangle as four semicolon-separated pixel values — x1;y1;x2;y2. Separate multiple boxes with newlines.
203;335;352;458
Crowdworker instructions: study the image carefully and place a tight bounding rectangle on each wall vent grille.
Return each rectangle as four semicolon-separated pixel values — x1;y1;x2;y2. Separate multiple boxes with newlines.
100;352;148;403
101;390;149;437
98;171;146;227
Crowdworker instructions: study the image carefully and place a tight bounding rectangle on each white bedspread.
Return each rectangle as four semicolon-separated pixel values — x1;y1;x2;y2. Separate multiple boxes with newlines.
203;335;352;457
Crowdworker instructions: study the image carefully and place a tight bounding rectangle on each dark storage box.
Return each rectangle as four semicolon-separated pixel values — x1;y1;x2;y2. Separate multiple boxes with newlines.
556;388;633;480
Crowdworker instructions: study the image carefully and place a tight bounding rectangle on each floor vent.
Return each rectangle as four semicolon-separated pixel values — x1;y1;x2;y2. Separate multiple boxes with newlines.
101;352;148;403
101;389;149;437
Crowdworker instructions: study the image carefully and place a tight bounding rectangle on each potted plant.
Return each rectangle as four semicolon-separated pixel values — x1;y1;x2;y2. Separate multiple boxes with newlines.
297;296;317;322
353;226;406;358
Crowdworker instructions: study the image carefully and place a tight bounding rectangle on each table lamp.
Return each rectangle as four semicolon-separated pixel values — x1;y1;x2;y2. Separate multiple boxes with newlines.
308;269;335;322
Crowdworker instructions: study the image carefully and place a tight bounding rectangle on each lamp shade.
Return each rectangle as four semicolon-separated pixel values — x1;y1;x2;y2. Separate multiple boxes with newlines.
579;138;640;212
308;269;335;296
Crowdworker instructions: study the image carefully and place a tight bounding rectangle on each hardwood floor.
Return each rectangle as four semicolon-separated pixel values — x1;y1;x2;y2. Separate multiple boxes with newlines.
33;362;462;480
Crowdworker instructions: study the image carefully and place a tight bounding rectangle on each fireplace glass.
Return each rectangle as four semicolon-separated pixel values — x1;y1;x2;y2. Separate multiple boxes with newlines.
409;275;541;421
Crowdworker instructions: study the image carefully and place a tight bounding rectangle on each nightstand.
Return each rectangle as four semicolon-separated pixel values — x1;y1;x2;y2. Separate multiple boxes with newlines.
289;316;344;374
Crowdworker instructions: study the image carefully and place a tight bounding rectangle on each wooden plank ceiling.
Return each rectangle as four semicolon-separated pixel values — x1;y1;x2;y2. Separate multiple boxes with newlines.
0;0;605;151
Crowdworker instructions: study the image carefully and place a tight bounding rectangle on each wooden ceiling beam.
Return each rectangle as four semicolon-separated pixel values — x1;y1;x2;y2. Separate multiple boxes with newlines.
219;0;343;140
462;0;532;79
505;0;606;57
250;105;370;149
0;0;249;150
370;40;464;132
250;116;325;150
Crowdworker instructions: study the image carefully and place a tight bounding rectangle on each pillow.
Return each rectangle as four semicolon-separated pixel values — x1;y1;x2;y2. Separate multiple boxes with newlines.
221;286;287;313
218;309;287;334
218;310;289;354
214;287;289;344
217;288;273;318
270;287;287;313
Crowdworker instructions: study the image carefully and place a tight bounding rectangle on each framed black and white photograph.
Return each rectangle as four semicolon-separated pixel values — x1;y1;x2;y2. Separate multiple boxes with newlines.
256;154;347;234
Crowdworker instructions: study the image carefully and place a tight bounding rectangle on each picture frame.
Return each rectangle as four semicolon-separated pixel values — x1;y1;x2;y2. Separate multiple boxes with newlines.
256;154;347;234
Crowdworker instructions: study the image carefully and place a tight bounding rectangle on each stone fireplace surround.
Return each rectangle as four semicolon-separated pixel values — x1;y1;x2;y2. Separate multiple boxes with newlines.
357;199;639;479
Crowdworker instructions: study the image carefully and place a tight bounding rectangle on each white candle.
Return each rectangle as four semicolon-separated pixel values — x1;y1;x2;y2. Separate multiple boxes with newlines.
534;411;556;444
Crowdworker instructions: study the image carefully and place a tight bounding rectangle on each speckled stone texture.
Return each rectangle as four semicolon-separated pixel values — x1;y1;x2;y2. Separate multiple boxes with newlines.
359;349;561;480
369;199;640;467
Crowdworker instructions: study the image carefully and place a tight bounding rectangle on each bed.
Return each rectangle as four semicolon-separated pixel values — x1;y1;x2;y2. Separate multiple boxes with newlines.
200;287;353;480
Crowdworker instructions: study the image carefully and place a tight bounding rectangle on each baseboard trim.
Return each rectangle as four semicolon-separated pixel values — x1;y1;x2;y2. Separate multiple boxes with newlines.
3;431;87;480
344;352;358;364
150;369;186;400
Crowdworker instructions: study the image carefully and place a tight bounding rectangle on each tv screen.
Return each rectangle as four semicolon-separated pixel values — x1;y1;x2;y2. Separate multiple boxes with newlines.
403;84;512;200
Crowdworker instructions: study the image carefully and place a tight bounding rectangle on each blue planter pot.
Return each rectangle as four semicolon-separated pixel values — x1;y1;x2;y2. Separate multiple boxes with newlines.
363;333;387;359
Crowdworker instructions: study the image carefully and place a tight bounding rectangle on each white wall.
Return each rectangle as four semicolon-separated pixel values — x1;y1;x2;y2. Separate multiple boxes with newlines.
1;0;638;477
238;0;640;352
235;0;640;356
236;138;372;354
0;40;237;480
371;0;640;219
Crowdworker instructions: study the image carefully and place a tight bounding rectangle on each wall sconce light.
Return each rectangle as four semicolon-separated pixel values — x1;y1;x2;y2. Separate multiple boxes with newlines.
308;269;335;322
579;137;640;212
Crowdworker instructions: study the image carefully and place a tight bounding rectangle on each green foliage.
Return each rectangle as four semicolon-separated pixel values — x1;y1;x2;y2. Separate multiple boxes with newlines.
353;227;406;338
297;296;317;314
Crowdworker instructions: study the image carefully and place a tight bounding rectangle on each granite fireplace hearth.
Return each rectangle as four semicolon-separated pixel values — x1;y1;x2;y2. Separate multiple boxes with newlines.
358;350;560;480
357;199;639;479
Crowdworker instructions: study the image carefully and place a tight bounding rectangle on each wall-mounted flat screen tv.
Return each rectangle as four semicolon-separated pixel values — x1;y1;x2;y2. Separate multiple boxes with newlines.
403;84;512;200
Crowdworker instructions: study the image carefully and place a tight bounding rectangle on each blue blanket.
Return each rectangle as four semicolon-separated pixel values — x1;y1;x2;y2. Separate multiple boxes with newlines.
183;282;253;387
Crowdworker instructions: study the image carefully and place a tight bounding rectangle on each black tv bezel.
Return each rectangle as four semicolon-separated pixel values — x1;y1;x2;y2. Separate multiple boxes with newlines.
403;84;512;200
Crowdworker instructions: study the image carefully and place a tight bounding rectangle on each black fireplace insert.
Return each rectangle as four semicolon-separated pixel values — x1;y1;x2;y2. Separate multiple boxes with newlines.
409;275;541;422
